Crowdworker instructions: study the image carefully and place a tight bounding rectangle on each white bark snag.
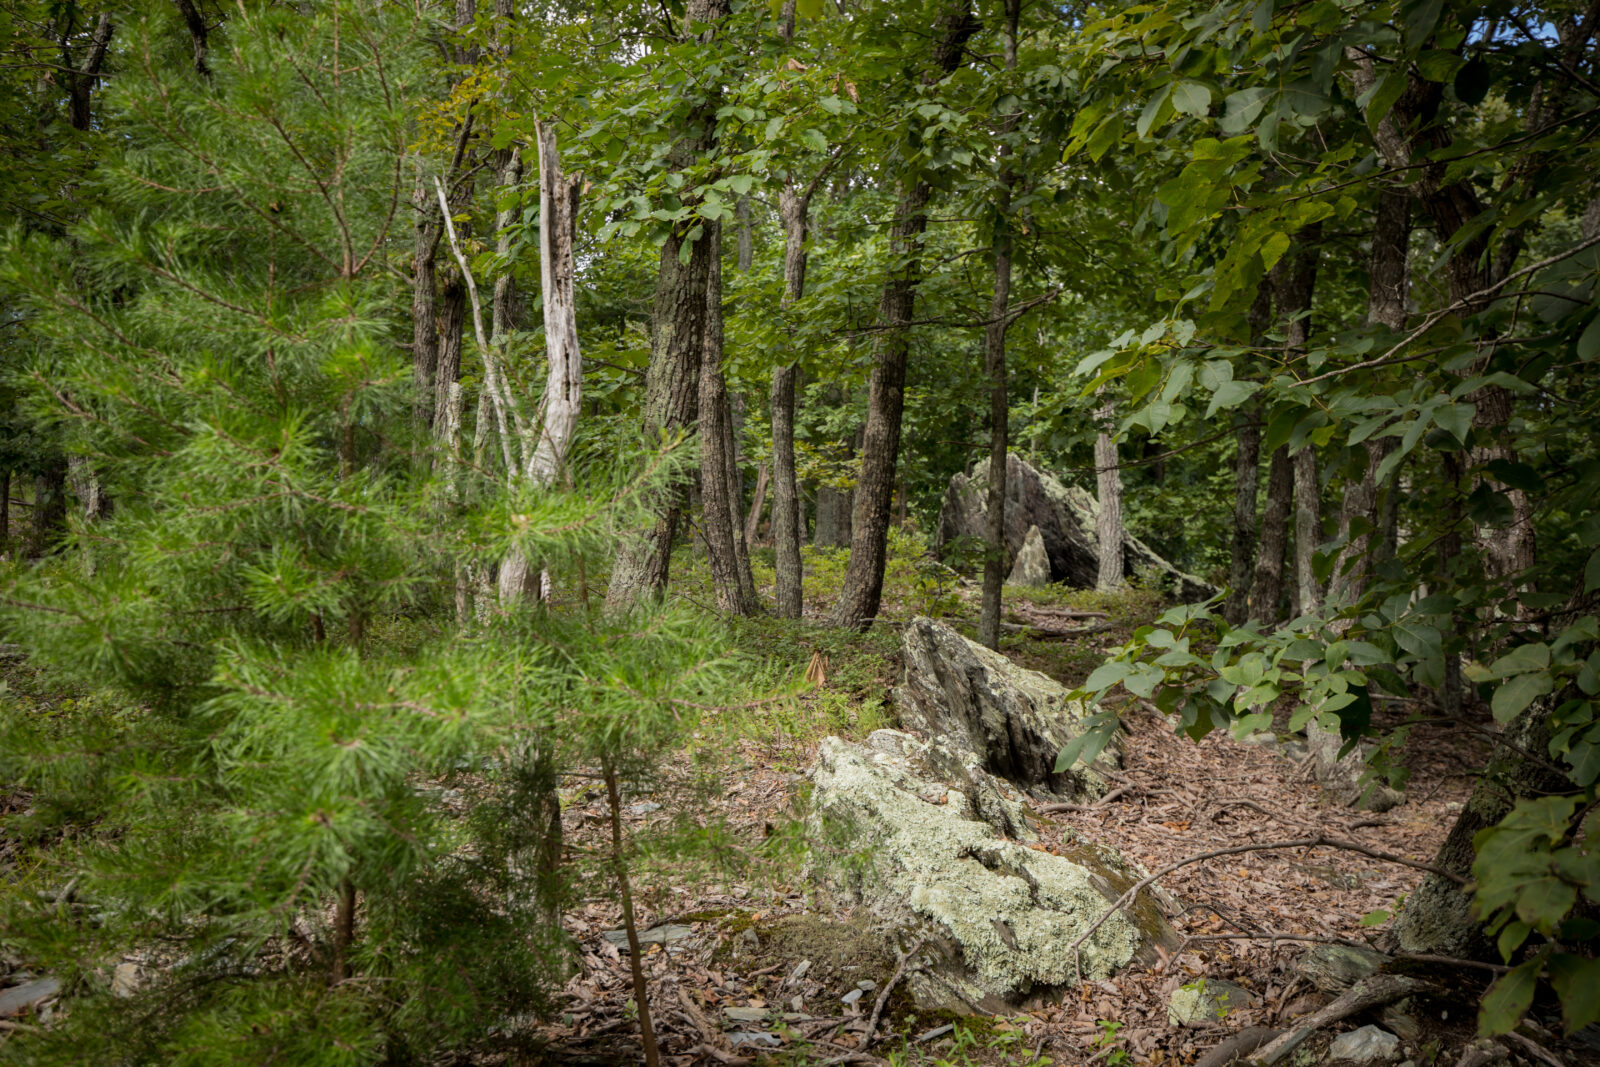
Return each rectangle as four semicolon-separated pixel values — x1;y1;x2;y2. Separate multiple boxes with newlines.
1093;396;1123;592
529;121;583;487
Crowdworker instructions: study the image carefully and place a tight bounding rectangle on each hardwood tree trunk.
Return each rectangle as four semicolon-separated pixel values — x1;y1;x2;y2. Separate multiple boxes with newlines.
744;462;769;547
1273;229;1322;618
771;183;810;619
830;0;976;631
977;0;1019;652
1250;447;1293;624
699;223;754;614
1331;188;1410;607
412;168;442;433
1225;282;1273;625
1094;400;1124;593
605;0;728;611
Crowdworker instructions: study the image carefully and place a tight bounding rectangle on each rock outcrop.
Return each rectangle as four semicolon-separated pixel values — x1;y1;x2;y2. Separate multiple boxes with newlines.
807;731;1178;1013
1007;525;1050;586
938;454;1215;601
893;616;1118;800
1306;720;1403;813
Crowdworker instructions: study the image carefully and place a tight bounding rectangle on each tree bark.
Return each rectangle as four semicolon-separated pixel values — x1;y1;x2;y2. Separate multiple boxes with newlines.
1331;189;1411;607
412;169;442;433
1273;229;1322;618
64;13;113;133
830;0;976;631
1094;399;1124;593
977;0;1020;652
1225;282;1274;625
169;0;209;75
1250;448;1292;624
744;461;769;548
771;184;809;619
529;121;583;487
699;223;753;614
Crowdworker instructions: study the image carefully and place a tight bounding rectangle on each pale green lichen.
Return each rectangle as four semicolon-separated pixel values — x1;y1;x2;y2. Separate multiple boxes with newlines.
810;733;1165;1007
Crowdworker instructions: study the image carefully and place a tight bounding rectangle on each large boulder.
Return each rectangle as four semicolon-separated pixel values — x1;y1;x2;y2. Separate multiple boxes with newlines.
893;616;1117;800
807;731;1178;1014
938;454;1216;602
1007;525;1050;586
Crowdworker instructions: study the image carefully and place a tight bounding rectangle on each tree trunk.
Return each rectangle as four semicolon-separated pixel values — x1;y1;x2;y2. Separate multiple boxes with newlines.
1273;229;1321;618
605;224;711;610
977;0;1019;653
530;122;583;487
744;461;769;548
0;469;9;545
492;147;542;603
830;0;976;631
699;223;753;615
771;183;809;619
25;464;67;558
412;169;441;433
1094;400;1124;593
169;0;209;75
1225;419;1260;625
1250;448;1292;624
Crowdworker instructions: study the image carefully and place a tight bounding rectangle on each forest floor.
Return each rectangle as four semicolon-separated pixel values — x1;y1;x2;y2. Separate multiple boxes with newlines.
529;551;1496;1067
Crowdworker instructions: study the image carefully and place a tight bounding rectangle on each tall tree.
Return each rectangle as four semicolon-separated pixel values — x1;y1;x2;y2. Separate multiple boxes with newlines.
832;0;977;630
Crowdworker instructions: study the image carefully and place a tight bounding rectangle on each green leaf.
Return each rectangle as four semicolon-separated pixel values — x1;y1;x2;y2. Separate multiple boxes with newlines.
1496;920;1530;961
1218;88;1272;135
1360;909;1390;927
1172;82;1211;118
1514;877;1577;932
1493;672;1554;722
1478;956;1541;1036
1549;954;1600;1032
1586;548;1600;593
1137;84;1173;139
1205;380;1259;418
1579;314;1600;361
800;128;828;153
1084;661;1132;692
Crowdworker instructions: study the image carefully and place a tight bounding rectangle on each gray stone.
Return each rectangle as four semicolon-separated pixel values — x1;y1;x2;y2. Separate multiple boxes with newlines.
1167;979;1257;1026
110;962;141;998
1306;720;1402;813
841;987;864;1004
1007;525;1051;586
1327;1025;1401;1064
807;732;1177;1015
893;616;1118;800
939;454;1216;601
600;923;693;952
0;976;60;1018
729;1031;782;1048
1297;944;1389;993
723;1006;769;1023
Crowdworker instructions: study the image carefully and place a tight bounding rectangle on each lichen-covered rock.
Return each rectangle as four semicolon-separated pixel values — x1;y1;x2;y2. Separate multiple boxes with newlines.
893;616;1117;800
1297;944;1389;993
807;731;1178;1014
1168;979;1257;1026
1007;525;1051;586
938;454;1216;601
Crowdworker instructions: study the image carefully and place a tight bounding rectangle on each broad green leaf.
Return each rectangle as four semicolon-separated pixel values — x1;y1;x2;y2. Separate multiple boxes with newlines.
1205;380;1259;418
1172;82;1211;118
1579;314;1600;361
800;128;827;153
1478;956;1540;1036
1549;954;1600;1032
1137;84;1173;139
1493;672;1553;722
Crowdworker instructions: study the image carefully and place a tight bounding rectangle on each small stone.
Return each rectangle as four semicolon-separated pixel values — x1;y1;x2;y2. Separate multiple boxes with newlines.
740;928;760;949
790;996;804;1012
728;1031;781;1048
600;924;694;952
917;1023;956;1043
627;801;661;816
723;1006;768;1023
841;987;864;1005
1167;979;1256;1026
857;979;876;992
0;977;61;1018
1327;1025;1401;1064
788;959;811;983
111;962;141;998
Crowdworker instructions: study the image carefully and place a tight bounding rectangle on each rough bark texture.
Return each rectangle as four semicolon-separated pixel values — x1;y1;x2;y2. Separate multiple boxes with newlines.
605;224;711;610
771;184;809;619
1093;399;1123;593
831;0;977;631
1225;283;1274;625
1273;231;1322;618
1250;448;1293;624
1225;418;1260;626
64;13;113;133
744;461;768;547
722;388;758;606
605;0;728;611
698;224;752;614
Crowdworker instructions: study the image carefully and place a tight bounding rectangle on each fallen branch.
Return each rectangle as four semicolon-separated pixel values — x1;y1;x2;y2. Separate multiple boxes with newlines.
1035;783;1133;813
1064;836;1468;979
999;621;1120;639
1247;974;1429;1066
864;938;924;1047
